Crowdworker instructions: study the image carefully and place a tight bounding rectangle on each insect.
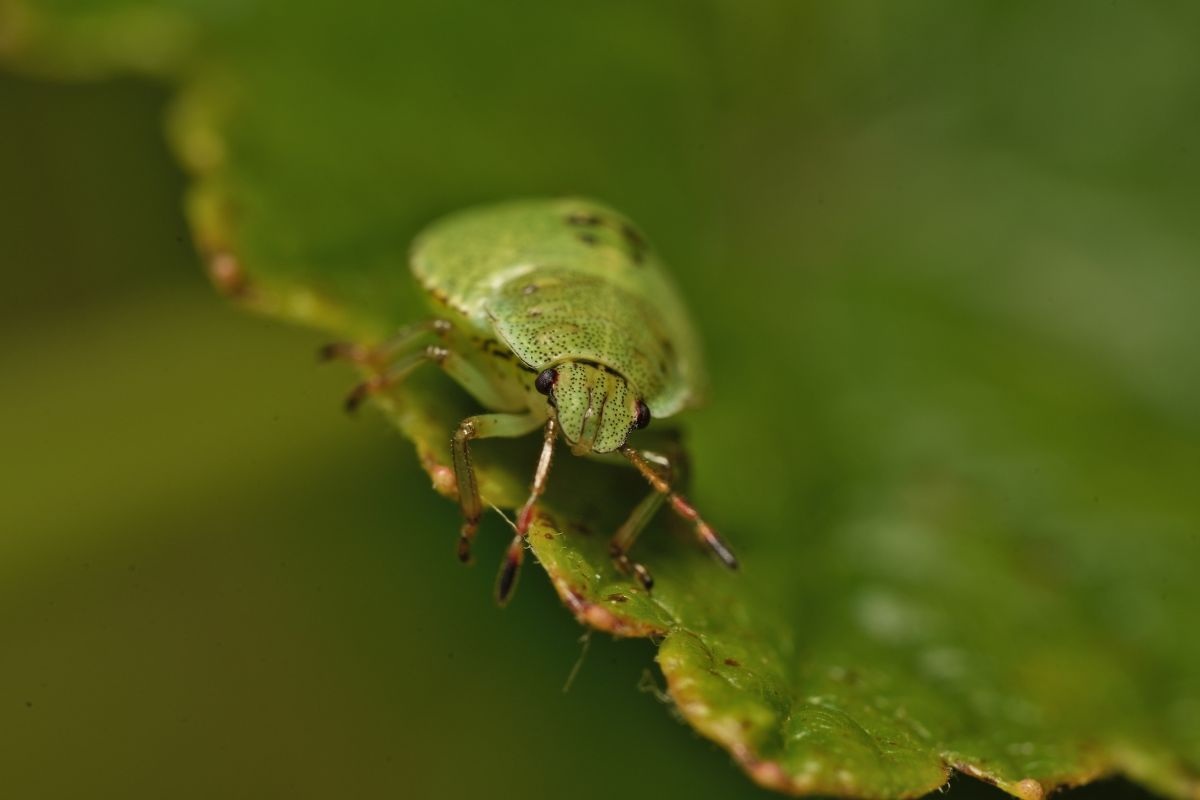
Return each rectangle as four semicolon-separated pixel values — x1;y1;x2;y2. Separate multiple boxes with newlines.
322;198;737;604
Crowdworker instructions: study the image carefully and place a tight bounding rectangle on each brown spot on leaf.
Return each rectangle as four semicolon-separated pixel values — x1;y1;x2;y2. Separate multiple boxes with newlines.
208;251;248;296
547;582;663;638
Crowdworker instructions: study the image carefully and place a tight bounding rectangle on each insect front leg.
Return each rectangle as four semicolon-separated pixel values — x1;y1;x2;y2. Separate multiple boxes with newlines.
493;417;560;605
451;411;546;568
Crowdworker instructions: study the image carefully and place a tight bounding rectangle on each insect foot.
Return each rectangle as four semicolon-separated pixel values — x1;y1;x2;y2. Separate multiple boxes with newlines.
318;341;370;363
456;530;474;565
609;543;654;591
495;535;524;605
342;375;383;413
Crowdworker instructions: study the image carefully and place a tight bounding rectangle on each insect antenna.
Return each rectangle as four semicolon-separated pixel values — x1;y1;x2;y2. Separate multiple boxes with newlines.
619;445;739;570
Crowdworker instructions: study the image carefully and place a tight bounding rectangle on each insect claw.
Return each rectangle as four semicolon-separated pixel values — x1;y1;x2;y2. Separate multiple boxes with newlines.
699;523;739;570
342;380;372;413
453;532;472;563
633;563;654;591
495;564;519;605
495;536;524;605
319;341;367;363
609;544;654;592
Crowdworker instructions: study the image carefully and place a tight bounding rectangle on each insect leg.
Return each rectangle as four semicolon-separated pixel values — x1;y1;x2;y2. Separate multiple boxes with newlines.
430;345;525;411
496;418;559;605
319;319;451;366
340;348;432;412
338;340;521;413
619;445;738;570
451;411;545;566
609;490;665;591
607;447;677;590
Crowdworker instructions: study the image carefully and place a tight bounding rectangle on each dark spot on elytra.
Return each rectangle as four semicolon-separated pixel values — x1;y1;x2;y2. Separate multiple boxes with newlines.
475;338;519;364
566;211;601;227
658;336;677;363
620;223;647;264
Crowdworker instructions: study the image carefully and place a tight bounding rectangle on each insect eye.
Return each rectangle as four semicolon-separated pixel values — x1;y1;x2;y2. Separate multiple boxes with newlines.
535;368;558;395
633;399;651;430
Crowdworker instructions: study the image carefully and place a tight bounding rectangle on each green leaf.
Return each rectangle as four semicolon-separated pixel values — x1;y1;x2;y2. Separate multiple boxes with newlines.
6;2;1198;798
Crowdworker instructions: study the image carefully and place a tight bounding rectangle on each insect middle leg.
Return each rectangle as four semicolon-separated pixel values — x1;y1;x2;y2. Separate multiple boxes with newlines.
608;449;677;591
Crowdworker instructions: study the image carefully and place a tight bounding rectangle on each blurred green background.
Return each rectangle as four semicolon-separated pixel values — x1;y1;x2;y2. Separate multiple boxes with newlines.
2;2;1198;798
0;74;770;799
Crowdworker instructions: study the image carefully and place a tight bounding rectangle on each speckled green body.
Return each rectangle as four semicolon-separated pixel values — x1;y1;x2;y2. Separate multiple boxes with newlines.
410;197;707;453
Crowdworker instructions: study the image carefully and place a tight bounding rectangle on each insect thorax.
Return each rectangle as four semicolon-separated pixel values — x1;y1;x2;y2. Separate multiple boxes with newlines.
486;269;672;406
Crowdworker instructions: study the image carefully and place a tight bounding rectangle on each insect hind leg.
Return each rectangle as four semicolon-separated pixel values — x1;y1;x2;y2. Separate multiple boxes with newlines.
320;319;451;367
322;319;521;412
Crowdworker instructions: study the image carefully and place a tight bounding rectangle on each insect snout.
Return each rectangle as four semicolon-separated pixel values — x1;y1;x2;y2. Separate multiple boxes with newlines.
535;361;642;455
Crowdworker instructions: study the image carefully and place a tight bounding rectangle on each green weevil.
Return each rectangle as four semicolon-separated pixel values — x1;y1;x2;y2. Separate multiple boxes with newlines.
322;197;737;603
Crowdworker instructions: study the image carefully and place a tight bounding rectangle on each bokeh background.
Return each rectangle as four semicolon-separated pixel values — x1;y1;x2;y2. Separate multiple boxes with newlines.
2;3;1197;798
